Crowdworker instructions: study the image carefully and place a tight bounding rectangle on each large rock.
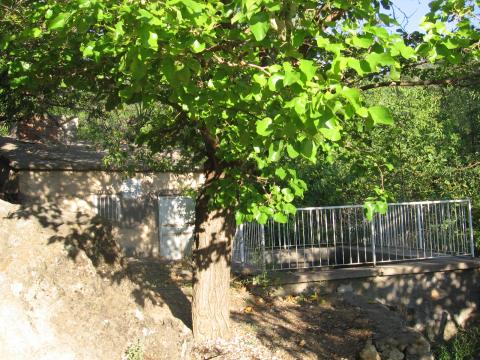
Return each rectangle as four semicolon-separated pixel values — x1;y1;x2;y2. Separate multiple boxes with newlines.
386;348;404;360
443;320;458;341
0;200;192;359
360;340;381;360
406;336;431;357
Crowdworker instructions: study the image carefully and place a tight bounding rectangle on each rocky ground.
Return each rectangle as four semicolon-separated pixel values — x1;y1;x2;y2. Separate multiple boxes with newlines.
0;199;435;360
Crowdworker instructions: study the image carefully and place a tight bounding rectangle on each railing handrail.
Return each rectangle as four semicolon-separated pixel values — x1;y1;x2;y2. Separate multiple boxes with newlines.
296;199;470;211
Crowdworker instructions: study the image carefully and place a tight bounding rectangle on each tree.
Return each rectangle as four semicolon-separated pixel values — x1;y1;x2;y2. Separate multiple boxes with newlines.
1;0;478;342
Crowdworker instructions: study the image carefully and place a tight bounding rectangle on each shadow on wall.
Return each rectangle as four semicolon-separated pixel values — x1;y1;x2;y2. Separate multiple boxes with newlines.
7;201;193;330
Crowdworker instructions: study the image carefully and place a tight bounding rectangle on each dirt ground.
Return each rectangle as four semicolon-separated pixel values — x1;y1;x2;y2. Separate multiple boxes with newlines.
130;260;374;360
0;199;378;360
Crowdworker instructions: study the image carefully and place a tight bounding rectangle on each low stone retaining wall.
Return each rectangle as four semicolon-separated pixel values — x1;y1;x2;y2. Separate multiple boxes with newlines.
268;257;480;341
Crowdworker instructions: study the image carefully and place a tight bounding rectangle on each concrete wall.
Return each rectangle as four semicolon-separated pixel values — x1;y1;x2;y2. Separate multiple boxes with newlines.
18;170;204;199
16;170;204;258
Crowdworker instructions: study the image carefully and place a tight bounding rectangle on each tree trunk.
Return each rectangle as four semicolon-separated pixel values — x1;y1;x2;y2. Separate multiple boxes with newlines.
192;184;236;342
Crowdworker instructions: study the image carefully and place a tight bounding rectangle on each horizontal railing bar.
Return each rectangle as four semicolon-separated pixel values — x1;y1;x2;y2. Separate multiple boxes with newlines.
265;254;474;271
386;199;469;206
296;199;470;211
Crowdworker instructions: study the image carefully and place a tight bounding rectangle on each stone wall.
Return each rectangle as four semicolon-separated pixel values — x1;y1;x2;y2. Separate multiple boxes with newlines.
16;170;204;258
269;258;480;342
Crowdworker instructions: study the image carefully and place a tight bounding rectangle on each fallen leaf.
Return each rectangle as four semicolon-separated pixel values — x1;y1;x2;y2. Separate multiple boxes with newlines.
244;306;253;313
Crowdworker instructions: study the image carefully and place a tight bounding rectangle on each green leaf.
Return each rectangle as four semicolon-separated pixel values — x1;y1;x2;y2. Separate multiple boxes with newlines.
390;66;400;81
253;73;267;87
26;27;42;38
130;58;147;80
281;188;294;202
283;62;300;86
235;211;244;226
379;13;394;25
249;13;270;41
320;127;341;141
300;138;317;161
169;0;204;13
48;12;68;30
368;105;394;125
364;201;375;221
10;76;28;88
148;32;158;50
291;96;307;116
352;36;374;49
400;45;415;59
286;144;299;159
356;107;369;118
45;9;53;19
298;59;316;81
268;141;283;162
257;212;269;225
256;117;273;136
342;87;361;108
82;43;95;57
268;74;283;91
0;36;9;51
376;200;388;214
273;212;288;223
191;39;205;53
275;167;287;180
366;52;395;69
283;203;296;215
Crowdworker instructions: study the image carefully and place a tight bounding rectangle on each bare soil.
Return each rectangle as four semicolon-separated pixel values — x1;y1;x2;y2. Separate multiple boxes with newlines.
0;199;376;360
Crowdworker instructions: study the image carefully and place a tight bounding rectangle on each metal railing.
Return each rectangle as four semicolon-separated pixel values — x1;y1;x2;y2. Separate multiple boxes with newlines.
233;199;475;271
95;194;122;222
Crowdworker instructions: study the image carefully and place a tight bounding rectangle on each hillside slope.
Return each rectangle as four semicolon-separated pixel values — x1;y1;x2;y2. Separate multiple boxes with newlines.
0;200;192;360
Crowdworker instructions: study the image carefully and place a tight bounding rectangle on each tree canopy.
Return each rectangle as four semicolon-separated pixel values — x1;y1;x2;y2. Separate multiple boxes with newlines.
2;0;478;222
1;0;479;341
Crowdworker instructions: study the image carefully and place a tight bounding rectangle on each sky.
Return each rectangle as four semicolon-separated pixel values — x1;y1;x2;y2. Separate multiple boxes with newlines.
391;0;431;32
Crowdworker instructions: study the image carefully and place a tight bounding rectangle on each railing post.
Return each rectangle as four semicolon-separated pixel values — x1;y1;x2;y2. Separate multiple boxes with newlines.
260;223;266;271
468;199;475;257
239;224;245;264
371;215;376;266
417;204;425;257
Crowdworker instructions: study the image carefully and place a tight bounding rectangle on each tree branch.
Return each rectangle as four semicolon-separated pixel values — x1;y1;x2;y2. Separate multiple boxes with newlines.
212;54;270;75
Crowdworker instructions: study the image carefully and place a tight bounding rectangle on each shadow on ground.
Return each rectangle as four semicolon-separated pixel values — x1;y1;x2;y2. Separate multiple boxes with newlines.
230;285;373;359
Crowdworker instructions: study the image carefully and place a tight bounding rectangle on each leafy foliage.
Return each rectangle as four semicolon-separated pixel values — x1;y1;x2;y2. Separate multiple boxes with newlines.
300;85;480;241
0;0;478;225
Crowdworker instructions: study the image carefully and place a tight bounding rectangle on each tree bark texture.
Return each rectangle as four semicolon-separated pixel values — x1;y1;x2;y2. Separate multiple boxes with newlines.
192;181;236;342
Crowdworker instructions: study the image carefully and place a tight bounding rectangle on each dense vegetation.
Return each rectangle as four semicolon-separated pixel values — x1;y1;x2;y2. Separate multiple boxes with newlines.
299;86;480;242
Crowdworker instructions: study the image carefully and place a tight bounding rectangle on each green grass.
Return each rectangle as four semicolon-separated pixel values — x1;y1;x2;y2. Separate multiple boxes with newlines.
0;123;9;136
435;327;480;360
